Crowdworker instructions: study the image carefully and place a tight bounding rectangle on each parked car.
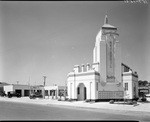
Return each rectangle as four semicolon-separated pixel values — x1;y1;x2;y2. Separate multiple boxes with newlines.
0;91;6;97
29;92;43;99
8;91;21;98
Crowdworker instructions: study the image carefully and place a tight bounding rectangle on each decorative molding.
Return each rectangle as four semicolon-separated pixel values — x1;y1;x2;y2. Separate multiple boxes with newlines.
68;71;100;77
102;32;119;36
123;72;138;78
116;82;122;87
100;81;107;87
102;27;117;30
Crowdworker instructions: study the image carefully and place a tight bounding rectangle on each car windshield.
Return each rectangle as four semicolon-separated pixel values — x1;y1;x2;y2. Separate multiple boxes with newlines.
31;92;41;95
36;92;41;95
10;91;15;94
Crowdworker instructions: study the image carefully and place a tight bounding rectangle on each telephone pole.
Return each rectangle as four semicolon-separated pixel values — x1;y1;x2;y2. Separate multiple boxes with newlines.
43;76;46;86
43;76;47;99
16;81;19;84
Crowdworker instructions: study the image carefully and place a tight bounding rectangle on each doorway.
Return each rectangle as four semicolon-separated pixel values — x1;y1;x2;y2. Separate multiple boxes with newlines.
77;83;86;101
15;89;22;96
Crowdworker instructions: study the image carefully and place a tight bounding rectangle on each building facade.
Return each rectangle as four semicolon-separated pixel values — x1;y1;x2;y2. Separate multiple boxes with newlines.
122;64;139;100
67;15;139;101
4;84;30;97
44;85;67;99
138;86;149;97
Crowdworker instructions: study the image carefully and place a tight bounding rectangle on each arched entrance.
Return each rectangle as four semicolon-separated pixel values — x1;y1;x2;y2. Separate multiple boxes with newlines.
77;83;86;101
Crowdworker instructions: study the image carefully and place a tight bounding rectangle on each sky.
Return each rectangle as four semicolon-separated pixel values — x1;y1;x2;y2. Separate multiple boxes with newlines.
0;1;149;86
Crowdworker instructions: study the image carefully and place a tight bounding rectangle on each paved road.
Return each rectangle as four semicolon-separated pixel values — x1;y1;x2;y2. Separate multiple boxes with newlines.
0;101;150;121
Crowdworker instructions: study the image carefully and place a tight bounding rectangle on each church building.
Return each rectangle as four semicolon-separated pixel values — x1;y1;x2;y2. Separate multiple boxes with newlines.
67;15;139;101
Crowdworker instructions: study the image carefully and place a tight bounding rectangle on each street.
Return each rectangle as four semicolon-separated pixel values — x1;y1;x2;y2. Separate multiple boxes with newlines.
0;101;150;121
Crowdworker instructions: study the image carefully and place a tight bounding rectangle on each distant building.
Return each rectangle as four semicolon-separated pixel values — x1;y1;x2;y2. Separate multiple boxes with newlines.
30;85;44;94
44;85;67;99
30;85;67;99
4;84;30;97
67;15;139;101
138;86;149;96
122;64;139;100
0;82;10;92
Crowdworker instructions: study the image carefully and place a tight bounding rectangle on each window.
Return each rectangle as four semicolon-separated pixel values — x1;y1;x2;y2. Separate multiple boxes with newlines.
59;90;64;96
50;90;55;96
124;83;128;91
53;90;55;96
124;66;129;72
96;82;98;91
134;84;136;93
37;90;42;93
24;90;29;96
50;90;53;96
77;87;80;94
84;87;86;100
45;90;48;96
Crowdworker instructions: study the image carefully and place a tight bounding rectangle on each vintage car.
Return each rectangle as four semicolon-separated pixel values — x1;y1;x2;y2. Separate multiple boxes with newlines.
7;91;21;98
29;92;43;99
0;91;6;97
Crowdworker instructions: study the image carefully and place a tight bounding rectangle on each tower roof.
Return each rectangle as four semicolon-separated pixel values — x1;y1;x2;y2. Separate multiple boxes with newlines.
102;15;117;30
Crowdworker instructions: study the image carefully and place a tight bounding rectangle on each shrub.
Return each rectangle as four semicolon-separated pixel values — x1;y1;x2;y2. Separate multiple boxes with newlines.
127;100;133;105
132;100;137;105
85;99;91;102
138;97;147;102
141;97;147;102
137;98;142;102
64;98;68;101
133;98;139;101
68;98;73;102
109;100;114;104
58;98;61;101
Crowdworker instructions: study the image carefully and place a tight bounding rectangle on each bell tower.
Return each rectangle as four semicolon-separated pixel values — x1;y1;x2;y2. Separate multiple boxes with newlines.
93;15;121;83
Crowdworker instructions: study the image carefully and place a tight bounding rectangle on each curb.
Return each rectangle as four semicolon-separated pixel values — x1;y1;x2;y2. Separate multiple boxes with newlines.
1;97;150;114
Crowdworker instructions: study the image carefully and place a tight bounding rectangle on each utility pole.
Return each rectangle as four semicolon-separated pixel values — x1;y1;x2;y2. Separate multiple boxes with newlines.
74;70;76;100
43;76;47;99
43;76;47;86
28;76;30;86
64;80;67;100
16;81;19;84
28;76;31;95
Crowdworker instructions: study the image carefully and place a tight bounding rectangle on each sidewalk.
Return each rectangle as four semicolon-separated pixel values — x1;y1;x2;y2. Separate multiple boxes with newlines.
0;97;150;113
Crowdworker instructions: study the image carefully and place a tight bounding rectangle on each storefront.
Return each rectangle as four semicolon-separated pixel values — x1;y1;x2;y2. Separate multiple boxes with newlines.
44;85;67;99
4;84;30;97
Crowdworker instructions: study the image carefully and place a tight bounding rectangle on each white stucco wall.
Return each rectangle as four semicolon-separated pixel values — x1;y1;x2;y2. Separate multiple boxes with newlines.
98;81;124;99
44;85;67;99
13;85;30;97
123;75;133;99
44;86;58;90
100;40;107;82
114;41;121;83
67;70;99;100
132;74;139;98
123;71;139;99
93;47;96;63
4;85;13;94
